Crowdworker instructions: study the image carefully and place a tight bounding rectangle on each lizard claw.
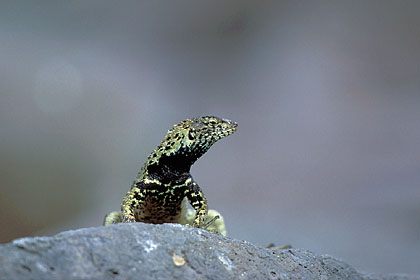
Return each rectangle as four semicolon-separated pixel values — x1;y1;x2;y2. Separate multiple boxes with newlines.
122;216;136;223
203;215;220;229
193;215;220;231
193;214;208;228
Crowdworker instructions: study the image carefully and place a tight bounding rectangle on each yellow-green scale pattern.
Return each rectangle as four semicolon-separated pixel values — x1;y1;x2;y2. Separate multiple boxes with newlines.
104;116;237;236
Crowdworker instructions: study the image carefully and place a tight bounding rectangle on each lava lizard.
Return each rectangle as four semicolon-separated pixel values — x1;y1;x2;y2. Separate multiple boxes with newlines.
104;116;237;235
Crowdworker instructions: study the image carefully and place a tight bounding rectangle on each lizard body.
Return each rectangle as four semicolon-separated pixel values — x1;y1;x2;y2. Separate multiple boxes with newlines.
104;116;237;235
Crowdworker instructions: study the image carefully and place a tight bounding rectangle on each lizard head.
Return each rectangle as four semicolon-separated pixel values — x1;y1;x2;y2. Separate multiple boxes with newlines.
148;116;237;168
181;115;238;154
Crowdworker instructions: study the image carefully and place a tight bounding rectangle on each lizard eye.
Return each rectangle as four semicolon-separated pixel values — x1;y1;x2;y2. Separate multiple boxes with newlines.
188;130;195;140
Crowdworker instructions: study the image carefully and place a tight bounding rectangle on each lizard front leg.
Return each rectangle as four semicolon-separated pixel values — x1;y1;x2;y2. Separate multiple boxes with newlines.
121;182;147;223
184;179;208;228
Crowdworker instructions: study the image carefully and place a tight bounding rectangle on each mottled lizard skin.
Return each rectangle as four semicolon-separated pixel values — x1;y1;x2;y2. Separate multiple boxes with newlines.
104;116;237;235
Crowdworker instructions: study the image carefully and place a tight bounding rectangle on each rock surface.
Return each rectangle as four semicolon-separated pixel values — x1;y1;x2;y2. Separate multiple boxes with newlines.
0;223;418;280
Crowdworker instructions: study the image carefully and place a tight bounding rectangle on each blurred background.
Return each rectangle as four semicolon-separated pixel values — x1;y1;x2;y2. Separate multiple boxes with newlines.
1;0;419;274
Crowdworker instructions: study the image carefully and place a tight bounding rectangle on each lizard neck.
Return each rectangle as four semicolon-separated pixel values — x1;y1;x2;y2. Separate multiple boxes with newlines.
144;153;198;184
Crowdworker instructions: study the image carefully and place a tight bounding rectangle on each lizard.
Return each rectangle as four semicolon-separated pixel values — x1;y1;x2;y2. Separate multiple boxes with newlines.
104;116;237;236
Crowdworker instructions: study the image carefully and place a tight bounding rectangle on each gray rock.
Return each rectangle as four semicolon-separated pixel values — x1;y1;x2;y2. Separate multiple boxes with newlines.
0;223;418;280
363;274;420;280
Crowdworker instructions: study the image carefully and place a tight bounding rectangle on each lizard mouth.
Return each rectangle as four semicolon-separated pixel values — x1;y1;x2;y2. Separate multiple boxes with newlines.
222;121;238;136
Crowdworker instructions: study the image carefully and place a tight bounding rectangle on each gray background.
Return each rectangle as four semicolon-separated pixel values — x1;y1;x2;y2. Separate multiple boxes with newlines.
1;1;419;274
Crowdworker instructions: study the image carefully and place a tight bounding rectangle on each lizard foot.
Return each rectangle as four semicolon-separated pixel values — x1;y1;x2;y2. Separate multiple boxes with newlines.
122;215;136;223
103;211;123;226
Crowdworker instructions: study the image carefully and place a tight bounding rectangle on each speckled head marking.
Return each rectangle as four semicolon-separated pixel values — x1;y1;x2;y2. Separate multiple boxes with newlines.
146;116;237;168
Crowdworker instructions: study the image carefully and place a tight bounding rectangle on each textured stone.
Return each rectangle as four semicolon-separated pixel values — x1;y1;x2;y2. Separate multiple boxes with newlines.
0;223;418;280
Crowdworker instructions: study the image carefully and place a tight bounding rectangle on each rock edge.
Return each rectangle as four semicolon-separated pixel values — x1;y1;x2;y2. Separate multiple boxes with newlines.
0;223;418;280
